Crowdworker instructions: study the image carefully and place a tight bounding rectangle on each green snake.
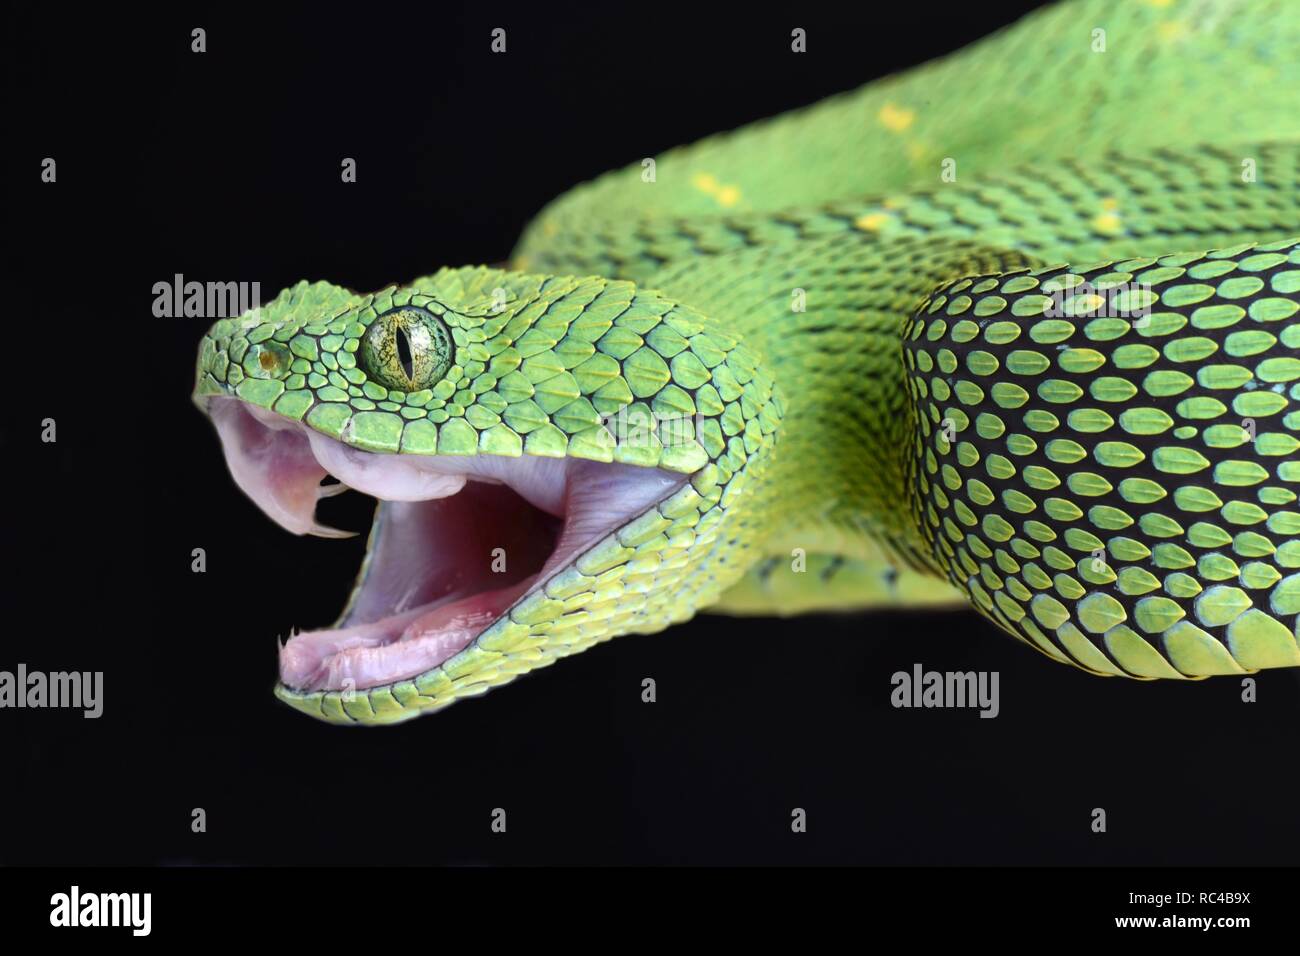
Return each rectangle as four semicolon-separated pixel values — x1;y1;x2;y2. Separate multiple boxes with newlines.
194;0;1300;724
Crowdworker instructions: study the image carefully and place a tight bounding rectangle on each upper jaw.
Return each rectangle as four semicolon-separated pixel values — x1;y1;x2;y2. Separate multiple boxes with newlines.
202;396;686;694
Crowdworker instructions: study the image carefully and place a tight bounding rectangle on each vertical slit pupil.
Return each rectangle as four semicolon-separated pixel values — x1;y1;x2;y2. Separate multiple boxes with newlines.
395;325;414;380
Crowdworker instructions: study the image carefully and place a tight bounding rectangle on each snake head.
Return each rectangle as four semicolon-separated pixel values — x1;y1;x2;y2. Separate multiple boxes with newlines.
193;267;782;724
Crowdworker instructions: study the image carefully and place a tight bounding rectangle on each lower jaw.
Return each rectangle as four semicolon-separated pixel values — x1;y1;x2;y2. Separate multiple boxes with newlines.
278;572;538;692
269;462;686;695
277;482;563;694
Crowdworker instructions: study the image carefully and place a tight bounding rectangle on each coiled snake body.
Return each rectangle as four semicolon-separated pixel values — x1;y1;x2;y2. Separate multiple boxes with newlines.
195;0;1300;723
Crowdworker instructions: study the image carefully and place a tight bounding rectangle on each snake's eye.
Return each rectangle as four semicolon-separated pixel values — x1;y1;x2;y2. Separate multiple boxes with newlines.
360;307;453;391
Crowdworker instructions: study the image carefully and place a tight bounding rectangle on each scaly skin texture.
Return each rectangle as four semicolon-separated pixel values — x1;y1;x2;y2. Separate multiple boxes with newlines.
196;0;1300;723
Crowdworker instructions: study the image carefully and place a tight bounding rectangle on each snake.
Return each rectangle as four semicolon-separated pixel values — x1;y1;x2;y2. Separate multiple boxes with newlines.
194;0;1300;724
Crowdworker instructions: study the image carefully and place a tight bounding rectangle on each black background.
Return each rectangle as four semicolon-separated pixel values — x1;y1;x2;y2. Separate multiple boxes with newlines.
5;1;1299;866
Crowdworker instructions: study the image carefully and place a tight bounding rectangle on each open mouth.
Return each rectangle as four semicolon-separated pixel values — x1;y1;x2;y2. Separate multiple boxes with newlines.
207;399;686;693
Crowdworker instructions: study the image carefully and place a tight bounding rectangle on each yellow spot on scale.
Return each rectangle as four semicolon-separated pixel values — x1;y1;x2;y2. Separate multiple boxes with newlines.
1091;212;1123;235
691;172;719;193
854;212;892;232
514;256;531;271
543;220;558;237
882;197;905;210
1146;0;1174;8
1101;197;1120;211
691;171;742;208
1157;19;1190;42
878;104;916;132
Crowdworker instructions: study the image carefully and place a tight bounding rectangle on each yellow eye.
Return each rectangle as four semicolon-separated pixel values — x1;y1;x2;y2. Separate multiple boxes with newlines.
360;307;453;391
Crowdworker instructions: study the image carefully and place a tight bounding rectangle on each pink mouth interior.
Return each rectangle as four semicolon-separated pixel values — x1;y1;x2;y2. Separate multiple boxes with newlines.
207;399;685;692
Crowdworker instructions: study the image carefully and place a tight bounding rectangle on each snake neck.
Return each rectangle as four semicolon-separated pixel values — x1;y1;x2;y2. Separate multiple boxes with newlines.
644;234;1037;570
